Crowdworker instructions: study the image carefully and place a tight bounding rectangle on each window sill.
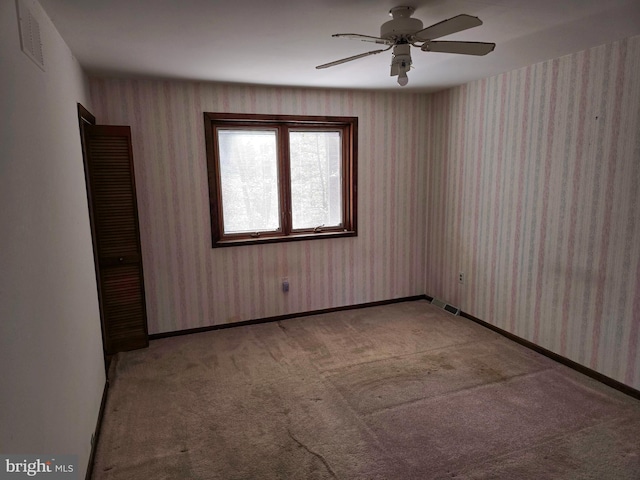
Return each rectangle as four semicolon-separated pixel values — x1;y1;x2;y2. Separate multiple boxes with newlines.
212;230;357;248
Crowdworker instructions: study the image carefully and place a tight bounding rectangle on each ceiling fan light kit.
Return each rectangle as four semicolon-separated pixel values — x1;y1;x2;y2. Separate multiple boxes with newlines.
316;6;496;87
391;44;411;86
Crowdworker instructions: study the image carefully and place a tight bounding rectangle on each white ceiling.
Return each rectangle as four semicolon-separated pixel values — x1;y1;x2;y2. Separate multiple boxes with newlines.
40;0;640;92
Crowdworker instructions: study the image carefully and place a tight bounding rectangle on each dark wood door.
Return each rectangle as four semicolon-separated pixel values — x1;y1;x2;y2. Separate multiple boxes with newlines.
83;123;149;354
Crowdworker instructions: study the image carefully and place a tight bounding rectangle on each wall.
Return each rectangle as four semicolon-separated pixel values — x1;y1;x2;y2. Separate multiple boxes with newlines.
0;0;105;472
89;80;428;334
425;35;640;389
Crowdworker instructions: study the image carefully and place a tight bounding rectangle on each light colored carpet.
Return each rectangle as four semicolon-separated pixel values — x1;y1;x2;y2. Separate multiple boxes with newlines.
92;300;640;479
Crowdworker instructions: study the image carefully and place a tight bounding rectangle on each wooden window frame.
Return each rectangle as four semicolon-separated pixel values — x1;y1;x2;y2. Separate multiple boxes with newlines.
204;113;357;247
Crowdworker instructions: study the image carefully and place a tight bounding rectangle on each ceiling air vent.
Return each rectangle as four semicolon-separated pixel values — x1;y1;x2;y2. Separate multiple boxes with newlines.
431;297;460;316
16;0;45;71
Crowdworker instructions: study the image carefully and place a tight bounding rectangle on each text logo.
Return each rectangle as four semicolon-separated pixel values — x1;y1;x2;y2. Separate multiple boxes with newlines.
1;455;77;479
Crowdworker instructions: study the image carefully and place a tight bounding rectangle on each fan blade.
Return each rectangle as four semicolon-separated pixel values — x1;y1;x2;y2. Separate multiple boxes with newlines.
421;41;495;56
333;33;392;45
415;14;482;41
316;49;387;69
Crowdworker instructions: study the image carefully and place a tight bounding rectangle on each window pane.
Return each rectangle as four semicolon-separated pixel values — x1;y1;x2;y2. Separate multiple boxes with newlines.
289;131;343;230
217;129;280;234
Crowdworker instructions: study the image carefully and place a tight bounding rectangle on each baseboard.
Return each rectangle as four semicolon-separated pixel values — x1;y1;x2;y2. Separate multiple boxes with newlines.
85;379;109;480
458;310;640;401
149;295;429;340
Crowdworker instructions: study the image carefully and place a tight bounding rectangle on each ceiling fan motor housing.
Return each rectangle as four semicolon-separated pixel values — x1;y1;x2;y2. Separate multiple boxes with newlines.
381;6;423;41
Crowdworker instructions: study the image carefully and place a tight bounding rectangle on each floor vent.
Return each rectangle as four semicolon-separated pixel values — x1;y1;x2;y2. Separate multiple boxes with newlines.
431;297;460;316
16;0;45;71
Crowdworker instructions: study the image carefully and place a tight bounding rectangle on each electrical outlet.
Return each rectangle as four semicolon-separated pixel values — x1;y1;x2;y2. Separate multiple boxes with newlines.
458;272;464;284
282;277;289;293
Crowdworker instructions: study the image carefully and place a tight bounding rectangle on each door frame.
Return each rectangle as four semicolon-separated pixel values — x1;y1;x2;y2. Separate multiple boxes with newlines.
77;103;109;371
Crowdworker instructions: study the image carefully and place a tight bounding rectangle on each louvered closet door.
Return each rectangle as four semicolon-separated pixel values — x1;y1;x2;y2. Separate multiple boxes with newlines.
84;125;148;354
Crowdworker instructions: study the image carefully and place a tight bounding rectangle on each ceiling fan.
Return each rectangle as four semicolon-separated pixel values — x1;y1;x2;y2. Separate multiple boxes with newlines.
316;6;496;86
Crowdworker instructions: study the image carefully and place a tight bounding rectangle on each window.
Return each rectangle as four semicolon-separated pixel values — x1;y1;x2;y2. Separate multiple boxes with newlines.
204;113;357;247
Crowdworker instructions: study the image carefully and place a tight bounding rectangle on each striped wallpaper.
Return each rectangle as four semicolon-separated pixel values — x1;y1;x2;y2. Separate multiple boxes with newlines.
424;35;640;389
88;80;428;335
89;33;640;390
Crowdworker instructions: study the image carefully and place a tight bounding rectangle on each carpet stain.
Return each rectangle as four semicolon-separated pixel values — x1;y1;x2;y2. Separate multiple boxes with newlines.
267;348;281;363
471;362;508;382
421;352;456;371
287;429;338;479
